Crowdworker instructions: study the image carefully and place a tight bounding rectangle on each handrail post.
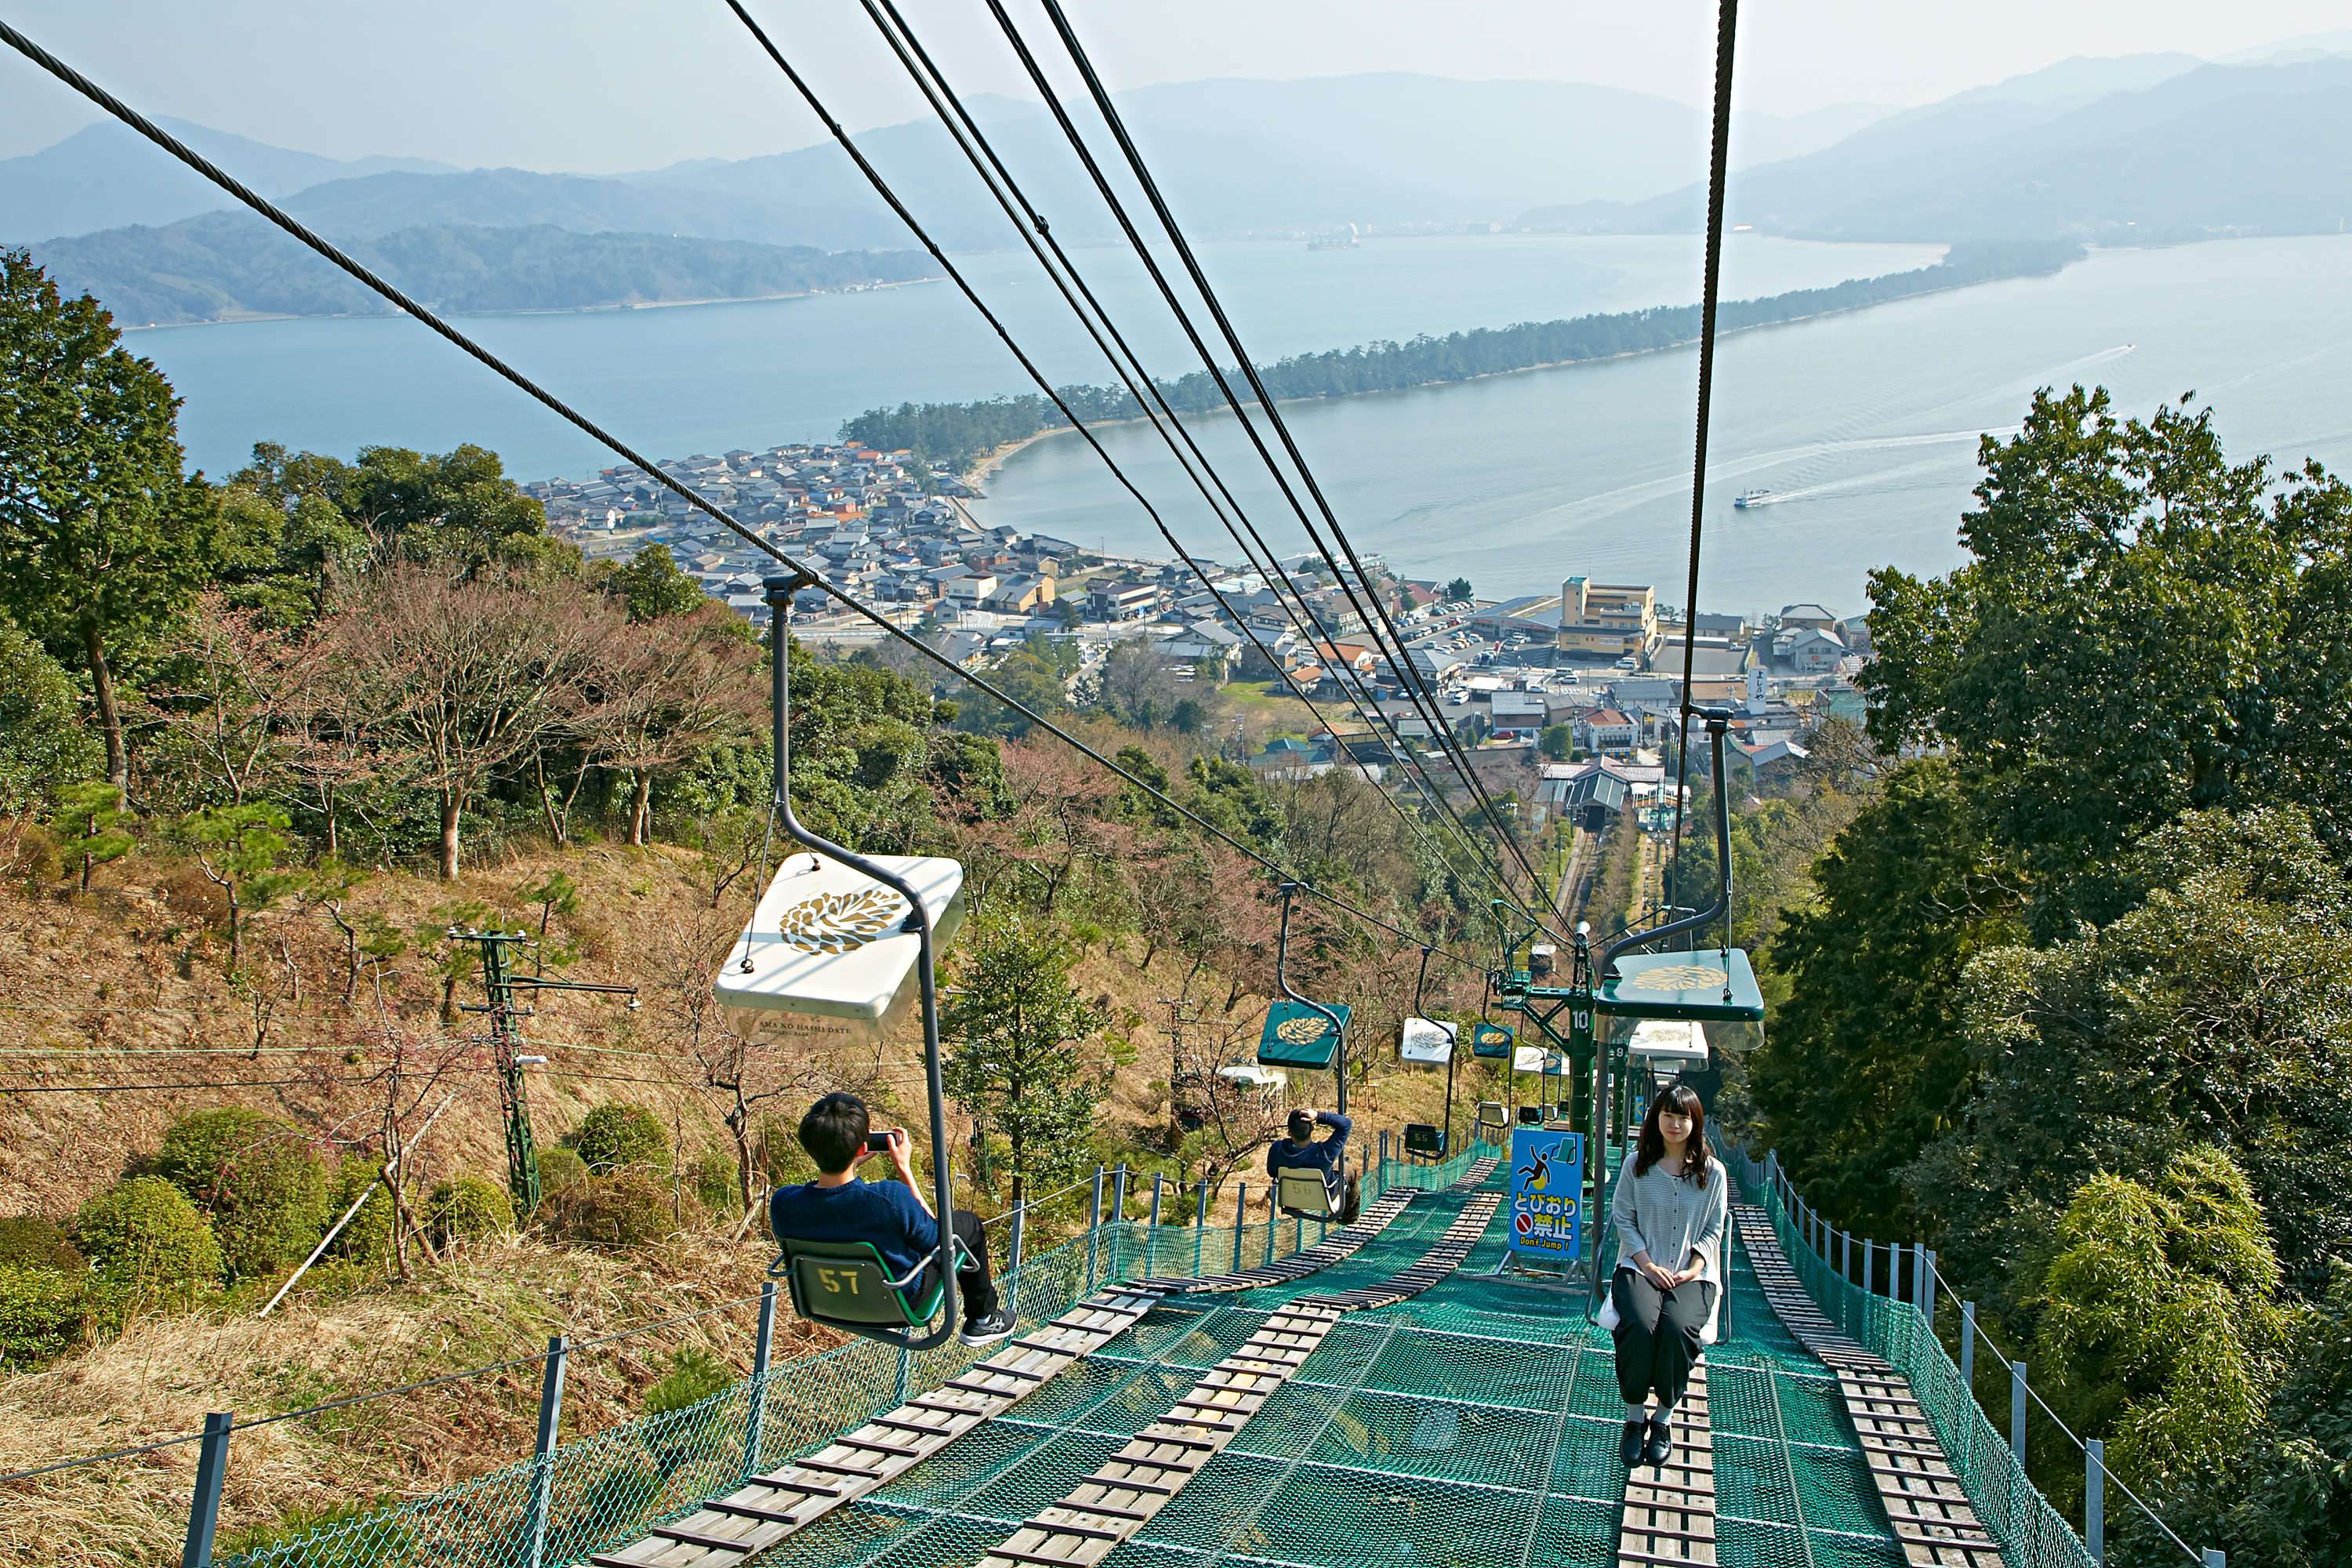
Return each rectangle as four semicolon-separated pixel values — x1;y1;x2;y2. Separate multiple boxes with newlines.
2085;1438;2105;1563
1840;1228;1850;1283
1960;1301;1976;1392
181;1410;233;1568
2010;1359;2028;1468
525;1335;565;1568
1193;1179;1207;1273
1085;1164;1103;1291
1861;1238;1873;1298
743;1282;775;1477
1921;1247;1936;1336
1233;1181;1247;1272
1110;1163;1129;1278
1263;1187;1276;1265
1149;1172;1163;1228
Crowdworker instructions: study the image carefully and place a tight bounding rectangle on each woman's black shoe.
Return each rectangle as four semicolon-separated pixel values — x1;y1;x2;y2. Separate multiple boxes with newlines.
1618;1419;1647;1467
1641;1417;1673;1468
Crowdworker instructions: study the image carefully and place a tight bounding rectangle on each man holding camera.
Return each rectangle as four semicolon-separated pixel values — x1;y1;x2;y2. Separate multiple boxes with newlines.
768;1091;1015;1347
1265;1105;1358;1222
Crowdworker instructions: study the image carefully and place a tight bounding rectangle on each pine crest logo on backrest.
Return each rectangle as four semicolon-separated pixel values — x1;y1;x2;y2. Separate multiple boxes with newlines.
1276;1014;1330;1044
1621;964;1727;993
775;887;907;954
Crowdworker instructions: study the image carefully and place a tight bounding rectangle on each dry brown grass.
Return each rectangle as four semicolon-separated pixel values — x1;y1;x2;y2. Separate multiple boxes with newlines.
0;1225;836;1568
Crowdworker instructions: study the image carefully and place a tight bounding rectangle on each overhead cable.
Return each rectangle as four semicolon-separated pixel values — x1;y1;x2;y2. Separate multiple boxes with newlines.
1007;0;1553;906
843;0;1554;938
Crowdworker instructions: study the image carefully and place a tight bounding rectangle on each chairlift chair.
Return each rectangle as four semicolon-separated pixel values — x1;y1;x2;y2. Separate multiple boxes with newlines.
1402;1122;1446;1160
1275;1166;1345;1221
773;1232;978;1332
1254;882;1349;1109
739;574;969;1352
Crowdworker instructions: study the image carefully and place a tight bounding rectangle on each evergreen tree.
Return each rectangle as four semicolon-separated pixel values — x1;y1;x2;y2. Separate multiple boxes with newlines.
942;916;1109;1207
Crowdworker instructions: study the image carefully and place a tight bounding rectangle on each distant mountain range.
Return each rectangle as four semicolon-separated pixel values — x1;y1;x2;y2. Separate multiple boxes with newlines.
31;214;938;325
6;50;2347;326
1526;55;2352;242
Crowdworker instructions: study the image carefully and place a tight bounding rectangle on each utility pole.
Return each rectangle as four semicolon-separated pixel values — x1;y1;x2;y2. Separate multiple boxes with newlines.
455;926;640;1216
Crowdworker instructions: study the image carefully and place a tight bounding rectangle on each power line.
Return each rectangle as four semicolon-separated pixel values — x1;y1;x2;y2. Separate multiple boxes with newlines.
0;17;1480;971
841;0;1545;938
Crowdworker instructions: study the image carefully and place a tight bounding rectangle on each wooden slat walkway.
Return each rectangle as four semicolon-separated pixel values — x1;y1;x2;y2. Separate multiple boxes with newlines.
587;1285;1162;1568
973;1184;1506;1568
1619;1363;1715;1568
1731;1204;2004;1568
586;1170;1481;1568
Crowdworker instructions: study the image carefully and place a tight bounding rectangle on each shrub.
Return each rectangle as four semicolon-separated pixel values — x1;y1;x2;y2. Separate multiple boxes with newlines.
571;1104;670;1174
326;1156;393;1264
693;1149;738;1214
151;1107;328;1279
0;1215;83;1272
644;1345;735;1415
72;1176;223;1301
557;1171;692;1250
426;1177;514;1248
535;1146;588;1201
0;1263;82;1367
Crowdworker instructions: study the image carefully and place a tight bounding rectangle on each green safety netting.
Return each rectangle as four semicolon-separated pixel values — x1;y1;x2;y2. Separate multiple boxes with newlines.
225;1135;2069;1568
1723;1152;2096;1568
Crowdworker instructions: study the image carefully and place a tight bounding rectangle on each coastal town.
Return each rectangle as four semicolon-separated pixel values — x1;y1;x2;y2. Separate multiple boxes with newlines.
527;437;1871;837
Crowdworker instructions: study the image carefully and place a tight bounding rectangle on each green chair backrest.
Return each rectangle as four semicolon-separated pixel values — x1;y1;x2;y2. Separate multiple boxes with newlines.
780;1237;942;1327
1403;1122;1445;1157
1276;1165;1338;1218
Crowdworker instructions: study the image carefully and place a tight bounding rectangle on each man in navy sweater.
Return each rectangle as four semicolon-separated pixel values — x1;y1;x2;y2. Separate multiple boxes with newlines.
768;1092;1015;1347
1265;1107;1357;1221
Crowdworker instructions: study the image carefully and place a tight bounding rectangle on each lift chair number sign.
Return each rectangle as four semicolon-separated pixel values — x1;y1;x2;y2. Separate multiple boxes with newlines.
817;1268;858;1295
1508;1126;1583;1265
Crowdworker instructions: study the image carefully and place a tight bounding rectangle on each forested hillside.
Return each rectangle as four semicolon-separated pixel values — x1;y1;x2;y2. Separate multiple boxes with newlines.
1731;383;2352;1562
29;212;940;325
0;248;1523;1558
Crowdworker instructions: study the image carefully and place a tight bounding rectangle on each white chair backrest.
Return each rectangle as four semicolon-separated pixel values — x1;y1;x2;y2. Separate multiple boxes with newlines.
1276;1165;1338;1218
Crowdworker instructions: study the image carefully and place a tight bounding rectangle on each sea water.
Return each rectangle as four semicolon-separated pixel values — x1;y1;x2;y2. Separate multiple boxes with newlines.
130;232;2352;616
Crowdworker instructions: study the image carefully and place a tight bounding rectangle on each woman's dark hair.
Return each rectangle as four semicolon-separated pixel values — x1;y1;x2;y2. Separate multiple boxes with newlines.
798;1093;869;1174
1633;1083;1708;1185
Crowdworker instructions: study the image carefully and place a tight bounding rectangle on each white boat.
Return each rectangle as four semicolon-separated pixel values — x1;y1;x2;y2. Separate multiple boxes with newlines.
1732;489;1776;509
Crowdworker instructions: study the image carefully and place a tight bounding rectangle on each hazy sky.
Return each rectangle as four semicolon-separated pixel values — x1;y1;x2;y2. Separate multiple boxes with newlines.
2;1;2347;169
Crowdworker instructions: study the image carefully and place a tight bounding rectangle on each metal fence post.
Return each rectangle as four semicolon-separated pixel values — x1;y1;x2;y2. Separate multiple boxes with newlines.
524;1336;566;1568
1110;1163;1129;1277
1149;1172;1163;1228
1960;1301;1976;1393
1007;1200;1026;1308
1085;1165;1104;1291
1862;1239;1874;1298
743;1282;775;1477
1194;1180;1207;1273
1233;1181;1247;1271
1263;1188;1276;1265
1922;1247;1936;1336
2010;1360;2028;1469
181;1410;233;1568
2086;1438;2105;1563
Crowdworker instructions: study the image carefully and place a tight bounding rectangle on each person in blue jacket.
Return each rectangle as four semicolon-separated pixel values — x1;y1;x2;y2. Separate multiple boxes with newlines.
768;1092;1016;1348
1265;1107;1357;1221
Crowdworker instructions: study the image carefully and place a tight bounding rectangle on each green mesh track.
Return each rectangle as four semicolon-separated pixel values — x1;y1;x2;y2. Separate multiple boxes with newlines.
220;1140;2069;1568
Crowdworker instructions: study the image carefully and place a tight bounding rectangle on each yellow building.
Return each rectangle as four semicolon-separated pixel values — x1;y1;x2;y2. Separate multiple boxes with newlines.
1555;577;1661;660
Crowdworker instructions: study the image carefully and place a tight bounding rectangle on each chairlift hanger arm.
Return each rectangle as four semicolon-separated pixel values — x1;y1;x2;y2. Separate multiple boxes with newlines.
764;575;960;1352
1599;710;1737;981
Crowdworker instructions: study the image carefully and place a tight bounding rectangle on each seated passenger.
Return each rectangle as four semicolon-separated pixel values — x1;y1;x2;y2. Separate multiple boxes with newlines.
768;1092;1015;1347
1265;1106;1358;1221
